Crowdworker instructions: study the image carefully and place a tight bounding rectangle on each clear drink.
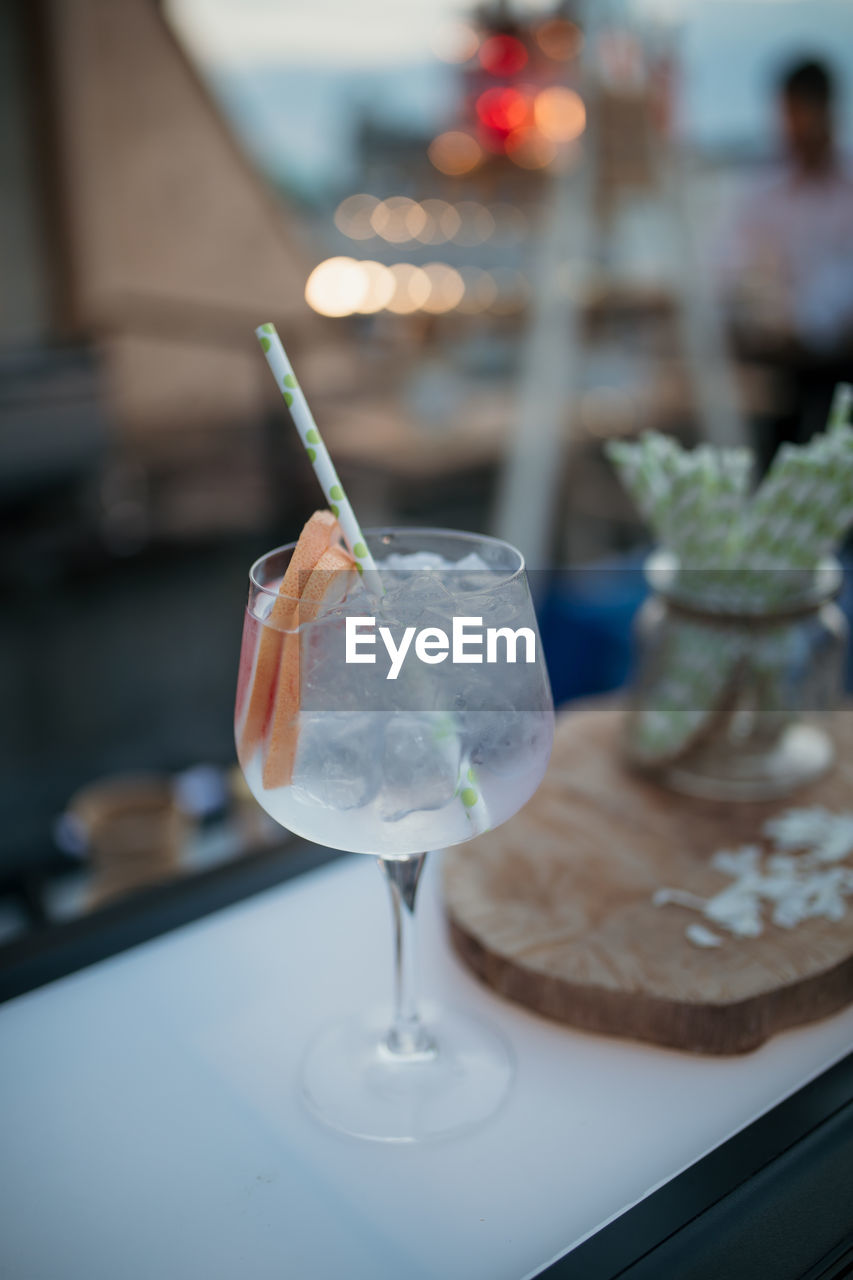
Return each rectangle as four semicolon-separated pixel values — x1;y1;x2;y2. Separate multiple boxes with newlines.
235;529;553;854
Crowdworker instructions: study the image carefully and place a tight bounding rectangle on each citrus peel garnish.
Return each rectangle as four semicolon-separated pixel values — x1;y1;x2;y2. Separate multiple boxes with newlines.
262;542;357;789
239;510;341;762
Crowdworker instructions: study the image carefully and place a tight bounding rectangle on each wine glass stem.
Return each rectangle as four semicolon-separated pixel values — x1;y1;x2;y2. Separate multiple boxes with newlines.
377;853;436;1060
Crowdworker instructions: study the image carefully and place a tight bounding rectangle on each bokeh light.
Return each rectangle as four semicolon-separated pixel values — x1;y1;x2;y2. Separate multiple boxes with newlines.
534;87;586;142
421;263;466;314
430;21;479;64
355;261;396;314
505;126;557;169
451;201;496;247
475;87;530;136
479;34;528;76
428;131;483;176
535;19;583;62
457;267;499;315
386;264;431;314
333;193;379;240
370;196;427;243
415;198;461;245
305;257;368;317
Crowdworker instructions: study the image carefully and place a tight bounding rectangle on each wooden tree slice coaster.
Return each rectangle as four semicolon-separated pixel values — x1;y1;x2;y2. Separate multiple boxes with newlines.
443;705;853;1054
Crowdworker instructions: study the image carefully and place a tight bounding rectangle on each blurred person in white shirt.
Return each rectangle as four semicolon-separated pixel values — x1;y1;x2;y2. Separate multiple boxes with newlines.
723;58;853;461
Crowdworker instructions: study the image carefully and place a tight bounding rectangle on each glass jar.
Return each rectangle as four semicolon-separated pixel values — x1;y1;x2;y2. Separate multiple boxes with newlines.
626;551;848;801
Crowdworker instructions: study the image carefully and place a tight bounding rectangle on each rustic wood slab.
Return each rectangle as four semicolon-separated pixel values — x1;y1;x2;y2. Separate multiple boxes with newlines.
443;706;853;1054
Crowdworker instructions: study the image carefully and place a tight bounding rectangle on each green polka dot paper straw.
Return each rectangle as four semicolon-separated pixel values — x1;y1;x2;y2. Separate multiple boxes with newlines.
829;382;853;431
458;762;490;832
255;321;490;834
256;322;383;597
433;713;490;833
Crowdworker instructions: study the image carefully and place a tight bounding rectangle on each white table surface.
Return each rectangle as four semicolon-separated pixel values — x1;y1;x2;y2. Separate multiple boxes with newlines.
1;851;852;1280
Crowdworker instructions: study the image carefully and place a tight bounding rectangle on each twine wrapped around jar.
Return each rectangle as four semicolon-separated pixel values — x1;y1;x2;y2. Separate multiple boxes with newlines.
625;553;847;800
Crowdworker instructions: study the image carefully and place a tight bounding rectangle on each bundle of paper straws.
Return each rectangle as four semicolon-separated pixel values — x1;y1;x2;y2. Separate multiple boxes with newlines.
606;384;853;766
607;383;853;609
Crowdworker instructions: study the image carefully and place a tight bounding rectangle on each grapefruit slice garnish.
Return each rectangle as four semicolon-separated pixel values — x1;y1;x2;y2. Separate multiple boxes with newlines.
262;543;357;790
239;510;340;759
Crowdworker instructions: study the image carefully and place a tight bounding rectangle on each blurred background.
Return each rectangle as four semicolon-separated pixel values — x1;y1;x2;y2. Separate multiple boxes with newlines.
1;0;852;951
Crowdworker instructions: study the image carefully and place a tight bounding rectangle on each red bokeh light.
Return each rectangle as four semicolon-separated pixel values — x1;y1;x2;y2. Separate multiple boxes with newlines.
478;34;528;76
475;87;529;136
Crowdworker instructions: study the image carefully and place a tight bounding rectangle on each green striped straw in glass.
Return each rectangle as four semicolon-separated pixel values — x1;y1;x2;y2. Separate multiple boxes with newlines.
255;322;490;833
828;381;853;431
256;322;384;597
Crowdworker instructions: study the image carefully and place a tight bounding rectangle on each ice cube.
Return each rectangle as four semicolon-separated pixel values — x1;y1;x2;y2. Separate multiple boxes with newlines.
376;569;456;627
380;552;450;571
291;712;383;810
378;713;461;822
454;552;490;572
464;700;550;778
448;552;498;597
379;550;490;572
299;617;374;713
378;549;498;606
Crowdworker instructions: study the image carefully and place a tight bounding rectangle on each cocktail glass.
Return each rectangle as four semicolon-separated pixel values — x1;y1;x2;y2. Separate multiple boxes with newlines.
235;527;554;1141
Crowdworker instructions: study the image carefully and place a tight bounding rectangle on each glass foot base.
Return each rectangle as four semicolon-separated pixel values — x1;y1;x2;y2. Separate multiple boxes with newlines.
300;1005;514;1143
